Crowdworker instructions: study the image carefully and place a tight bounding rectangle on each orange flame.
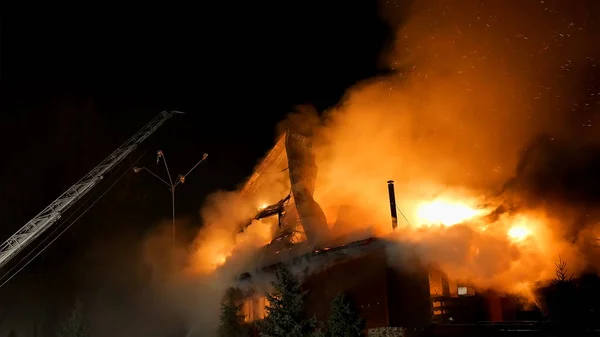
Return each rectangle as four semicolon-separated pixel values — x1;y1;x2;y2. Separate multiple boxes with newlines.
185;0;599;305
507;225;532;242
415;199;484;227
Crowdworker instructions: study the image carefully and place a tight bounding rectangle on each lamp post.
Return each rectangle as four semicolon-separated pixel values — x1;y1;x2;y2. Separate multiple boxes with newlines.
134;151;208;247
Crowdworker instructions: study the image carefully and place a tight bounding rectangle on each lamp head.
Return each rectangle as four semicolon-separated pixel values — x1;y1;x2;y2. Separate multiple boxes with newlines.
156;150;163;164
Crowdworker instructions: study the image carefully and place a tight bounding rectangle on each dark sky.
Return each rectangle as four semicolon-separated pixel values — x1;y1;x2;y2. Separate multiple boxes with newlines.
0;2;395;334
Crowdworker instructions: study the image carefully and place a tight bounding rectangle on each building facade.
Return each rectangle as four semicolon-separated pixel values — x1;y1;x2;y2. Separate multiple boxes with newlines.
233;236;512;335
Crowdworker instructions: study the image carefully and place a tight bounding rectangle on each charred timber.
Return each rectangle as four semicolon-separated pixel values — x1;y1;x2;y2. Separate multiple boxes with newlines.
285;131;331;247
239;194;291;233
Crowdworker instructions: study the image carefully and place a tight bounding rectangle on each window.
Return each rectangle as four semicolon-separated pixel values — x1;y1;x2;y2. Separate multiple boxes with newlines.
242;295;269;322
429;271;444;296
457;286;468;296
255;296;268;320
242;300;252;322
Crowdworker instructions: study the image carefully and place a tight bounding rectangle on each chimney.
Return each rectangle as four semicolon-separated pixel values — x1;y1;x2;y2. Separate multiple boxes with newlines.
387;180;398;230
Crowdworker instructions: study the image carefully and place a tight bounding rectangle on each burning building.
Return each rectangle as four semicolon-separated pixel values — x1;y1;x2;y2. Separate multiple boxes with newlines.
190;2;600;333
240;129;330;249
228;130;536;335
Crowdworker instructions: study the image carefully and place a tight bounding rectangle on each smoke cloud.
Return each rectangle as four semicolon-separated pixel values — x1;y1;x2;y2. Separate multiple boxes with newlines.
308;0;600;295
156;0;600;334
176;207;280;335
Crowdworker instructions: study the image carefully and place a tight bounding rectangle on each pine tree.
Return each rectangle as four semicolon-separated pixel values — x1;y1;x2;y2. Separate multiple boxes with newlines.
310;328;326;337
217;289;248;337
546;256;578;331
553;256;574;284
257;264;316;337
327;294;364;337
57;300;89;337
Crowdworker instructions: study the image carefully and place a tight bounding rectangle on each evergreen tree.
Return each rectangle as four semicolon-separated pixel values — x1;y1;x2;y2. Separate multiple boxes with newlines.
57;300;89;337
257;264;316;337
217;289;248;337
553;256;574;284
327;294;364;337
310;328;326;337
545;256;578;332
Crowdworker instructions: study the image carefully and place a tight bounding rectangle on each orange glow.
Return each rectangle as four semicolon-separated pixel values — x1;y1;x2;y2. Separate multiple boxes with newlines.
415;199;484;227
187;214;275;276
184;0;599;307
213;253;228;266
187;233;234;275
242;295;269;322
508;225;532;242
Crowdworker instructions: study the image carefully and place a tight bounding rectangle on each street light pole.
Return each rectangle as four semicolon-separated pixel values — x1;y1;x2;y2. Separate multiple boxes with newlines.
134;151;208;247
171;186;175;247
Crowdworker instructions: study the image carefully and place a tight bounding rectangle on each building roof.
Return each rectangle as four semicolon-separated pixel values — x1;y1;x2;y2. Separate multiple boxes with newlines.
239;235;386;282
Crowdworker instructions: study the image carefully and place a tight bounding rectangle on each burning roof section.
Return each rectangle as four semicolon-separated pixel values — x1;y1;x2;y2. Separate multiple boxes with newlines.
241;134;288;199
239;131;331;248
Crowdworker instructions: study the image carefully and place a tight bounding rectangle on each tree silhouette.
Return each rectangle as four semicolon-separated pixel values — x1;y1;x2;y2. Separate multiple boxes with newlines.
545;256;577;332
57;300;89;337
553;256;573;284
217;289;248;337
257;264;317;337
327;294;364;337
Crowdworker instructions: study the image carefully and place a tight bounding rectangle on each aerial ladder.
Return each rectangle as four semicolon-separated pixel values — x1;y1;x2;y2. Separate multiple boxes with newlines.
0;110;183;271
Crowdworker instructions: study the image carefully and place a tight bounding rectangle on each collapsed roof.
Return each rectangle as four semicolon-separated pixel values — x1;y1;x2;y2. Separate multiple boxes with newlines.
240;131;331;247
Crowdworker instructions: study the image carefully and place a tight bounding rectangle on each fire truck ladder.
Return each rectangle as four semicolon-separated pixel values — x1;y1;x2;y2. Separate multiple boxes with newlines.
0;110;183;271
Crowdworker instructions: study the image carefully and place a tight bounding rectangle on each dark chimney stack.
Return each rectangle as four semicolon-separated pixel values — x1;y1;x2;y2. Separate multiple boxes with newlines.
387;180;398;230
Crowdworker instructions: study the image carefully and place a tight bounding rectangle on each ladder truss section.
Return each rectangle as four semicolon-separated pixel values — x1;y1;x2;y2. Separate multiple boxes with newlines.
0;110;179;269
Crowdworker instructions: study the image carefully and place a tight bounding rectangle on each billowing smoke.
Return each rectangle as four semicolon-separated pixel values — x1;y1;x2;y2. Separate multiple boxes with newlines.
173;0;600;334
307;0;600;296
176;195;286;335
316;0;600;216
120;195;280;337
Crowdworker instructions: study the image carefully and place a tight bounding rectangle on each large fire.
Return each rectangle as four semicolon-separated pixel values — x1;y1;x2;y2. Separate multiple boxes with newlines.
415;199;484;227
189;187;585;300
507;224;532;242
185;0;600;307
414;199;534;244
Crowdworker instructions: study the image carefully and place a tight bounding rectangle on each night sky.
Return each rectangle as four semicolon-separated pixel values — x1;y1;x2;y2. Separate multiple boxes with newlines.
0;1;396;334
